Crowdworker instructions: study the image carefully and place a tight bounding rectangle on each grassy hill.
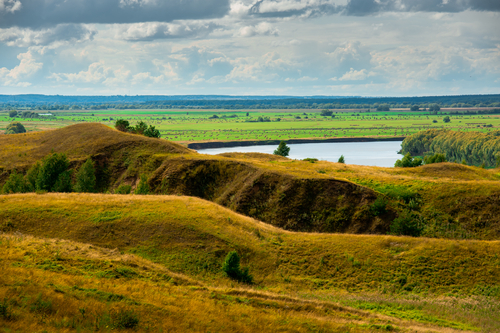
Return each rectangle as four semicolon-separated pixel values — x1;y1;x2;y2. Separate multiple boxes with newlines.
1;123;500;239
1;193;499;332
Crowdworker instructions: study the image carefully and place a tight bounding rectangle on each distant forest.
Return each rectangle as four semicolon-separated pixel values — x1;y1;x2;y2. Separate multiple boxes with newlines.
1;94;499;111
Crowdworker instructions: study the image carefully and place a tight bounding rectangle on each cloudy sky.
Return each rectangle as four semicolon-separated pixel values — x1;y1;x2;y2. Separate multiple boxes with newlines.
0;0;499;96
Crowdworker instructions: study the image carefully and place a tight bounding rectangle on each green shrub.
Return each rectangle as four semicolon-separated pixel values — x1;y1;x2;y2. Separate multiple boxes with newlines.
303;158;318;163
338;155;345;163
36;153;70;192
115;184;132;194
2;170;29;194
394;153;422;168
370;197;387;216
424;153;447;164
53;170;73;193
134;175;150;195
74;158;96;193
115;119;131;132
390;210;423;237
222;251;253;284
144;125;161;138
273;141;290;157
8;110;17;118
25;161;41;191
5;121;26;134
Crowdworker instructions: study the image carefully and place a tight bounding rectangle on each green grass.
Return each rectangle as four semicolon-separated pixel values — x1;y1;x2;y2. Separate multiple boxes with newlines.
2;108;500;143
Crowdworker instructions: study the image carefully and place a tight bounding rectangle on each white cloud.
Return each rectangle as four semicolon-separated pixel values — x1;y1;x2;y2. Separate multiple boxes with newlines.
0;50;42;86
337;68;375;81
116;22;221;41
0;24;95;47
238;22;279;37
0;0;22;13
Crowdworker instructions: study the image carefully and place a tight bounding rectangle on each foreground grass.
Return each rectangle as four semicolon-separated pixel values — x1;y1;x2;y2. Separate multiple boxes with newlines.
1;193;499;331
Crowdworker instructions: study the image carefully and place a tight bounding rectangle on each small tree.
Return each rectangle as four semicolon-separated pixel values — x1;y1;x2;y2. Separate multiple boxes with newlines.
134;175;150;195
222;251;253;283
338;155;345;163
443;116;450;123
36;153;70;192
8;110;18;118
115;119;130;132
410;105;420;111
320;109;333;116
144;125;161;138
53;170;73;193
395;153;422;168
2;171;29;194
132;121;148;135
25;161;41;191
273;141;290;157
424;153;447;164
5;122;26;134
74;158;96;193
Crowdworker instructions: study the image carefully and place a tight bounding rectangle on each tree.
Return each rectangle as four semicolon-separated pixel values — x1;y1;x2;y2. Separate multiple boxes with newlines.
25;161;41;191
377;104;390;111
273;141;290;157
2;171;29;194
53;170;73;193
134;174;150;195
410;105;420;111
395;153;422;168
443;116;450;123
144;125;161;138
320;109;333;116
424;153;447;164
8;110;18;118
222;251;253;283
338;155;345;163
5;122;26;134
74;158;96;193
133;121;148;135
429;104;441;111
115;119;130;132
36;153;70;192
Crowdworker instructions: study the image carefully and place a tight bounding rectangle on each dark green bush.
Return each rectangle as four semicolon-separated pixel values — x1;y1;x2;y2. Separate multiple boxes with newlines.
115;184;132;194
5;122;26;134
36;153;70;192
134;175;150;195
222;251;253;284
390;210;423;237
370;197;387;216
2;171;29;194
273;141;290;157
394;153;422;168
424;153;447;164
338;155;345;163
74;158;96;193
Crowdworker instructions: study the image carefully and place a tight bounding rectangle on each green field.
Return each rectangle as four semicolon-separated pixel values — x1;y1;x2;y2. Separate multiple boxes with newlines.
2;108;499;143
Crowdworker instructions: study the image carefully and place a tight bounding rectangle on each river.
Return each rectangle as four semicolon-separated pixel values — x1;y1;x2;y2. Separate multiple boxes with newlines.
197;141;403;167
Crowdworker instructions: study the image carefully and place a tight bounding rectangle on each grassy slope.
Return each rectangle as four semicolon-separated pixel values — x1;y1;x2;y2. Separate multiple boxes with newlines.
1;123;500;239
1;193;500;332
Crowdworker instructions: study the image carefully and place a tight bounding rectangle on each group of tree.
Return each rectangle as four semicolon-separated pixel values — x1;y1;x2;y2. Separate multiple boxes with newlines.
2;153;96;194
114;119;161;138
4;122;26;134
400;129;500;167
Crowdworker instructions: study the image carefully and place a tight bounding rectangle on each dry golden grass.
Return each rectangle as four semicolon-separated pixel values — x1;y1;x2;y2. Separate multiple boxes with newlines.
0;232;491;332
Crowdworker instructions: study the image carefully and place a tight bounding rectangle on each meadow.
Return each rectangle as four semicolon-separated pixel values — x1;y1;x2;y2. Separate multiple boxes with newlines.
1;108;500;143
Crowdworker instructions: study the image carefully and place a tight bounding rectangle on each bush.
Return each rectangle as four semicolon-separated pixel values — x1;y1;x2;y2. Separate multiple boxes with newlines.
443;116;451;123
320;109;333;116
2;170;29;194
35;153;70;192
424;153;447;164
410;105;420;111
8;110;17;118
5;122;26;134
115;119;131;132
222;251;253;283
115;184;132;194
74;158;96;193
144;125;161;138
389;210;423;237
134;175;150;195
370;197;387;216
303;158;318;163
394;153;422;168
25;161;41;191
377;104;390;111
273;141;290;157
53;170;73;193
338;155;345;163
113;309;139;329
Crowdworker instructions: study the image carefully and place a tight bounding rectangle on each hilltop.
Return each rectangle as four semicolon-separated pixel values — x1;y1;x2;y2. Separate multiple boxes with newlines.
1;123;500;239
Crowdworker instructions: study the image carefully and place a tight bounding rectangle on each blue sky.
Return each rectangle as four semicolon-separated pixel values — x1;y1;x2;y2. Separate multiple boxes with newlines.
0;0;499;96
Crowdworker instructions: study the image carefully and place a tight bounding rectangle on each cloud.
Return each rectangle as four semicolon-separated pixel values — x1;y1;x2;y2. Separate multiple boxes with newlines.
0;50;42;86
336;68;375;81
249;0;340;18
0;0;230;28
343;0;500;16
116;22;221;41
238;22;279;37
0;24;95;47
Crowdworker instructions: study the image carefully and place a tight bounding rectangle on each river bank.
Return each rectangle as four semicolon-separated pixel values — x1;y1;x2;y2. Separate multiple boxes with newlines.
188;136;406;149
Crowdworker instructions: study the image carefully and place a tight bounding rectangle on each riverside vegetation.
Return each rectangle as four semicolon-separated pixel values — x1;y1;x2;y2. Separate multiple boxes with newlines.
1;123;500;332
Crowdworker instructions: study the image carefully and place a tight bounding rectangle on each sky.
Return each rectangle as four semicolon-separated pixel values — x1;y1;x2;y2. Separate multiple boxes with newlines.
0;0;499;97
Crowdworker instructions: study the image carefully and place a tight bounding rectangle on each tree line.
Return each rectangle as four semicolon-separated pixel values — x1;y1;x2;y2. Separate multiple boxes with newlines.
401;129;500;167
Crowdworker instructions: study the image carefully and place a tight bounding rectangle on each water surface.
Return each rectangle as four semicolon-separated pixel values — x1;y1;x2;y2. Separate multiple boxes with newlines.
197;141;403;167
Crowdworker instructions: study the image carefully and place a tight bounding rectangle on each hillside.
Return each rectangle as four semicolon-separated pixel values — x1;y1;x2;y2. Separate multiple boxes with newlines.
1;193;499;332
1;123;500;239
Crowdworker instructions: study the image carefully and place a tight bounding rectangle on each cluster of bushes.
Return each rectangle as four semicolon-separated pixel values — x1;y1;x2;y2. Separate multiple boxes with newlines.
114;119;160;138
4;122;26;134
222;251;253;283
394;153;422;168
2;153;96;194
